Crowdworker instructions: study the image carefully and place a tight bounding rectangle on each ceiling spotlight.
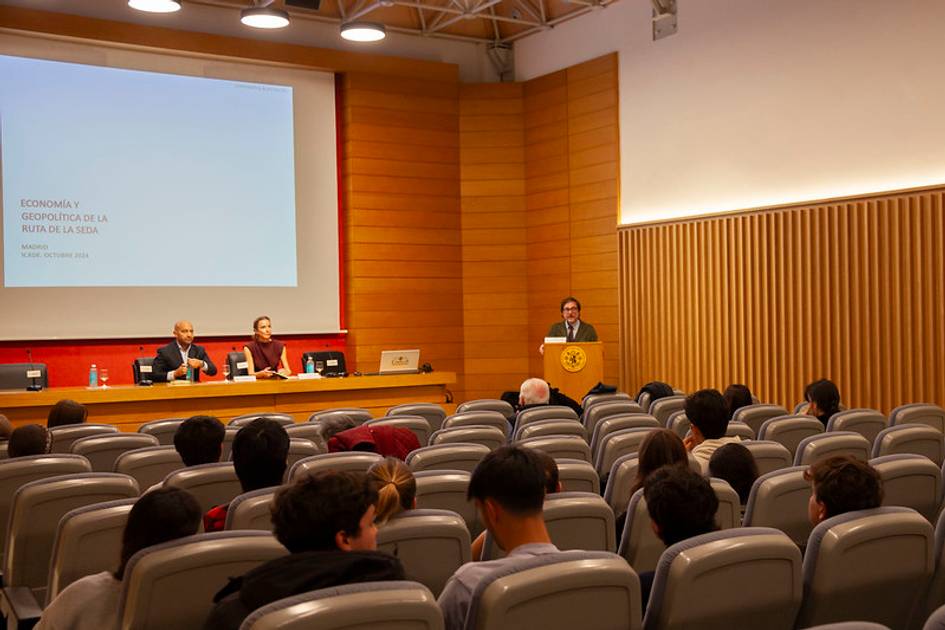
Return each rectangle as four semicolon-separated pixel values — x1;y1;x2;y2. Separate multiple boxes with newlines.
128;0;182;12
340;22;386;42
241;6;291;28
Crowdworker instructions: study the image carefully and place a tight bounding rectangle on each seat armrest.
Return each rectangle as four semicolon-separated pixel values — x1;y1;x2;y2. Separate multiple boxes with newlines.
0;585;42;629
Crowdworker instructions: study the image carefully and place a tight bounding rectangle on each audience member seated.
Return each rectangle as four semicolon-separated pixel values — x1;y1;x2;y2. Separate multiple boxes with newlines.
175;415;226;467
8;424;50;458
723;384;754;420
367;457;417;524
804;454;883;525
0;414;12;439
518;377;551;412
203;418;289;532
708;442;758;507
799;378;842;428
243;315;291;379
204;470;405;630
639;465;719;610
636;381;674;405
684;389;741;473
470;449;561;561
438;446;558;630
47;399;88;428
614;428;688;536
327;418;420;460
36;487;201;630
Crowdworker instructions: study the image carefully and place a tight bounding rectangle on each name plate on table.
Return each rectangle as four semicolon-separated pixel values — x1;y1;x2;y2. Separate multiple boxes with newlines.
544;337;567;344
327;359;339;367
169;379;192;386
298;373;321;380
236;361;249;370
25;369;42;378
233;375;257;383
139;365;153;374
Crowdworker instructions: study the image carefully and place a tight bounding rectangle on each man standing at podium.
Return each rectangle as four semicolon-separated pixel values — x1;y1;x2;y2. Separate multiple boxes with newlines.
546;296;598;343
152;320;218;382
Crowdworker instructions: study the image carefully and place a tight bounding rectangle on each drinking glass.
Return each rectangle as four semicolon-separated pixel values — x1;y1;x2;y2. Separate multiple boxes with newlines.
222;362;230;382
100;367;109;389
315;360;325;375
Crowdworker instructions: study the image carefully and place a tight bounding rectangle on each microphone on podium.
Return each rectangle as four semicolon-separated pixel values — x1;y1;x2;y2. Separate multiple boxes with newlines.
26;348;43;391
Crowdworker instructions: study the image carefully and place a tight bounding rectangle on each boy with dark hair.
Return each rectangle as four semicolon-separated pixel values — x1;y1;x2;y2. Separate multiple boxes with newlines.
684;388;741;473
203;417;289;532
805;455;883;524
204;470;403;630
639;465;719;609
8;424;50;458
173;415;226;467
438;446;558;630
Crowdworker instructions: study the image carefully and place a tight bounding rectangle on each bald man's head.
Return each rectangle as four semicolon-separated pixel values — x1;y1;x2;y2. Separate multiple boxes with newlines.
173;321;195;348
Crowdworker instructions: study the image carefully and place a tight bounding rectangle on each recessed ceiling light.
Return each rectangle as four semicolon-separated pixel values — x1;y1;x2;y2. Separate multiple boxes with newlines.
128;0;182;13
340;22;386;42
241;6;291;28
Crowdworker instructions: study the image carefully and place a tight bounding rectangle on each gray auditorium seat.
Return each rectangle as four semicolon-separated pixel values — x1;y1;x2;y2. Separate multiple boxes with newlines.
114;445;185;491
665;410;690;439
732;404;791;436
742;466;812;548
137;418;187;445
741;440;793;476
757;415;824;456
414;469;479;536
407;444;490;473
284;423;328;451
163;462;242;514
48;424;119;454
889;403;945;433
518;435;592;463
589;414;660;461
225;487;278;531
229;412;295;427
514;419;588;442
582;400;645;437
556;458;600;494
455;399;515;423
443;411;510;437
366;416;433;447
870;454;942;522
288;452;384;482
307;408;374;425
594;427;656;475
649;396;686;426
542;491;616;553
827;408;888;444
872;424;945;466
794;431;872;466
515;405;581;431
582;391;633;410
71;433;160;472
430;426;506;450
725;421;755;440
387;403;447;433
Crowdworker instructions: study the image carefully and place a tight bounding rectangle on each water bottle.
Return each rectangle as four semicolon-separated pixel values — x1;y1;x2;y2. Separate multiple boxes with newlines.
89;363;98;388
186;365;193;382
305;356;315;374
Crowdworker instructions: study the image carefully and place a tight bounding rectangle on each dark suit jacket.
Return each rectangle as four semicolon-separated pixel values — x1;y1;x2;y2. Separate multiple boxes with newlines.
152;341;217;382
546;320;598;342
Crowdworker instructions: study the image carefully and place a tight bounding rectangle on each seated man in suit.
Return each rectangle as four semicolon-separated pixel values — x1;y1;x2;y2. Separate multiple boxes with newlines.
540;296;598;355
152;320;217;382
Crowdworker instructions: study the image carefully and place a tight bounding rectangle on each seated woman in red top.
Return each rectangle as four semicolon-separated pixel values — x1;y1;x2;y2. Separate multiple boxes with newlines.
243;315;291;379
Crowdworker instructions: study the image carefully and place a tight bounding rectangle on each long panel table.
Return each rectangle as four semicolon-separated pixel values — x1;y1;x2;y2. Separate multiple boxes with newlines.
0;372;457;430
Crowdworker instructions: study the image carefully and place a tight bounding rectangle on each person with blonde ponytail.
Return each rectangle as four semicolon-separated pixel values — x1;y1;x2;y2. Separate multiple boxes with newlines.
367;457;417;524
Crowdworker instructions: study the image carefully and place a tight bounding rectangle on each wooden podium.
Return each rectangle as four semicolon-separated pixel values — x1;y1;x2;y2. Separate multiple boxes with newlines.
543;341;603;404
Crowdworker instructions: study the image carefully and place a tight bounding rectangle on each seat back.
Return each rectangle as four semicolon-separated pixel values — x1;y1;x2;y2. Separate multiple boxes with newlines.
284;422;328;450
114;446;185;490
742;466;813;547
229;412;295;427
46;497;136;604
920;510;945;624
71;433;160;472
388;403;447;433
726;421;755;440
583;392;633;409
430;426;506;450
5;473;139;600
710;477;742;529
132;357;155;384
556;458;600;494
406;444;491;473
873;424;945;466
442;411;510;437
732;404;791;436
288;452;384;482
0;362;48;389
595;427;657;475
870;454;942;522
741;440;794;475
514;419;587;442
518;435;592;464
796;507;934;628
794;431;872;466
240;581;443;630
225;487;278;531
589;415;660;460
467;552;642;630
890;403;945;433
638;391;653;414
455;399;515;422
285;438;322;471
119;531;287;630
665;410;690;439
163;462;242;514
307;408;374;425
222;426;239;461
648;396;686;425
603;454;640;516
49;423;120;453
642;528;802;630
376;509;470;597
137;418;186;445
583;401;644;436
226;351;248;379
827;408;888;444
543;492;616;552
757;415;825;455
515;405;581;432
414;469;479;537
618;489;665;573
0;454;92;560
366;416;433;447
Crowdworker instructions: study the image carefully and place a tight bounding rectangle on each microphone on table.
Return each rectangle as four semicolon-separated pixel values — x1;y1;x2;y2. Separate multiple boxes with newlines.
26;348;43;392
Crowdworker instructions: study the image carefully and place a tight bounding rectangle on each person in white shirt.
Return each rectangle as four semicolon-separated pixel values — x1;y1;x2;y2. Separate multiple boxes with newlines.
683;388;742;474
438;446;559;630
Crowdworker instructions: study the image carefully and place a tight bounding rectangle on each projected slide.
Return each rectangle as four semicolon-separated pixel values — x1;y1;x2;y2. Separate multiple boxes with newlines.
0;54;298;287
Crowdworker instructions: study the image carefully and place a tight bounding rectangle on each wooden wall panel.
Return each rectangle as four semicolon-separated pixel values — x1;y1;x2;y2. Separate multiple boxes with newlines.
459;83;530;401
618;188;945;413
340;73;464;399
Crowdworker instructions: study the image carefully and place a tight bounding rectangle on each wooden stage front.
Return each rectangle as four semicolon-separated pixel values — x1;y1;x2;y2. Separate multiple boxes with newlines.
0;372;457;431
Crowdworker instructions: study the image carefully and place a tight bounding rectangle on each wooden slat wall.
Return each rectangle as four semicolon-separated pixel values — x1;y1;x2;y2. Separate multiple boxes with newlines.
341;72;465;398
618;188;945;413
459;83;530;400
